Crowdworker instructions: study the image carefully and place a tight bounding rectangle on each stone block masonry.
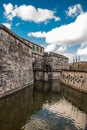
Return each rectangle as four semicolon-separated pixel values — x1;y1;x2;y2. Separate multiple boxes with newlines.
33;52;69;81
60;70;87;93
0;25;33;96
0;25;69;97
42;52;69;80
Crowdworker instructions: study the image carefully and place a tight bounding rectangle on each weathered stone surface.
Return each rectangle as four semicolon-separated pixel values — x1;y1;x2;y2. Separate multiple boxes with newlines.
0;25;69;97
60;70;87;93
34;52;69;80
0;26;33;95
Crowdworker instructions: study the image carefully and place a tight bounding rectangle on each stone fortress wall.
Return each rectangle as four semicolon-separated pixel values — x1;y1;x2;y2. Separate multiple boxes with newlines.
0;25;33;96
43;52;68;80
28;52;69;81
0;25;68;97
22;38;45;81
60;70;87;93
22;33;68;81
0;25;87;96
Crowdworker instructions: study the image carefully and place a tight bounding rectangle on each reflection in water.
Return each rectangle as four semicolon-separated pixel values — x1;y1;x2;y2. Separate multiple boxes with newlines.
0;80;87;130
60;83;87;113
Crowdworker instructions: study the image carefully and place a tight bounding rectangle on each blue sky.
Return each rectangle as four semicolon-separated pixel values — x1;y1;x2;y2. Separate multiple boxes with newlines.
0;0;87;62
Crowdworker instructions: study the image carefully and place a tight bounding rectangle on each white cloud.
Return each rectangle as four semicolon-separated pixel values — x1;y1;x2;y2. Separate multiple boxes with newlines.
57;46;67;53
46;13;87;45
66;4;83;17
76;46;87;55
45;44;57;52
3;3;60;23
28;31;46;38
3;3;13;14
80;41;87;48
63;46;87;63
2;23;11;29
45;44;67;54
3;3;14;20
63;53;75;63
16;23;20;26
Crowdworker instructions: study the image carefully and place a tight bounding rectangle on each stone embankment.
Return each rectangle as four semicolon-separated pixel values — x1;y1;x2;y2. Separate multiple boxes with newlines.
60;70;87;93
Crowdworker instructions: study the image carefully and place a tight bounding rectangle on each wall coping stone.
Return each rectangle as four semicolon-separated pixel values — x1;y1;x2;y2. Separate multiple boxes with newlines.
0;83;33;99
0;25;32;49
44;52;68;59
62;69;87;73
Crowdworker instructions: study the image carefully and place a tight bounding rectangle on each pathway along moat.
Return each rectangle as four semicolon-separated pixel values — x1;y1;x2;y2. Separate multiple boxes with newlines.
0;80;87;130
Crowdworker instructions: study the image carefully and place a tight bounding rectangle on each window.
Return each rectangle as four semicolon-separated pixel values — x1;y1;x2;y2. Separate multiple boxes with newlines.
40;48;42;53
32;45;35;50
37;46;39;52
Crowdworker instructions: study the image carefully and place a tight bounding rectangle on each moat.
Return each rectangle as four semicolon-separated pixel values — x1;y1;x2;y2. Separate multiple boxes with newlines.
0;80;87;130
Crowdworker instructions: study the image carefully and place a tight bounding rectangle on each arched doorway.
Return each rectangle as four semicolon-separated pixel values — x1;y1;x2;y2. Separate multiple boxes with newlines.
43;64;51;81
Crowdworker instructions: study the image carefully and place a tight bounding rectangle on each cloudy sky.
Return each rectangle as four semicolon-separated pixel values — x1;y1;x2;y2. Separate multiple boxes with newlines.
0;0;87;62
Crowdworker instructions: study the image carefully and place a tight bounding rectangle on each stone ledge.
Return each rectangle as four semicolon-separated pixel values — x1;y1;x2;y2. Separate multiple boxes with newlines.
0;82;34;99
62;69;87;73
60;80;87;94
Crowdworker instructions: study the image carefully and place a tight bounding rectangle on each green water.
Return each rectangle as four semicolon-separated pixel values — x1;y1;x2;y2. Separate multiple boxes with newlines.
0;80;87;130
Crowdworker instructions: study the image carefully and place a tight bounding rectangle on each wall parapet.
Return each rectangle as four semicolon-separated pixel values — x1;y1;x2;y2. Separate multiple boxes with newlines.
62;69;87;73
0;24;69;97
60;70;87;93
